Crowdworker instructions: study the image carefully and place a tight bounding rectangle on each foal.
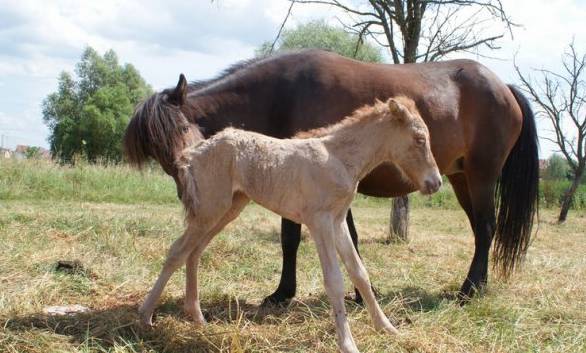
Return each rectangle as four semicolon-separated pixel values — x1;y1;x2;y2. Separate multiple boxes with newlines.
139;97;442;353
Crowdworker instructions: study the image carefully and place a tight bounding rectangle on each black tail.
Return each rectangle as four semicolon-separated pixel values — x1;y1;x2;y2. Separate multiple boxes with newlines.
493;85;540;277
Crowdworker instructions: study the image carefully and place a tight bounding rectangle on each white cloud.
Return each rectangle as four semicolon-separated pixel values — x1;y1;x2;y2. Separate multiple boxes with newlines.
0;0;584;156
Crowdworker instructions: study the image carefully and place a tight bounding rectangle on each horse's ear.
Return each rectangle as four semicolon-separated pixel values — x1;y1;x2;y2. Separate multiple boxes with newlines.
168;73;188;106
387;98;408;121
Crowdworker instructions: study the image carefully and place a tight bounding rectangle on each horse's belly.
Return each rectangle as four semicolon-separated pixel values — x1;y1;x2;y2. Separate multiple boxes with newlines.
357;163;417;197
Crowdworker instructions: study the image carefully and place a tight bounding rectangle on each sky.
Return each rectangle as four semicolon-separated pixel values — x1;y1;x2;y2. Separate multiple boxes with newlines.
0;0;585;156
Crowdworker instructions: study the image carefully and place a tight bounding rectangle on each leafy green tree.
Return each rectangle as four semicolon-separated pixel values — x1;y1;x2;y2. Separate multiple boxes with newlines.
257;20;382;63
543;154;570;180
43;47;152;162
24;146;41;159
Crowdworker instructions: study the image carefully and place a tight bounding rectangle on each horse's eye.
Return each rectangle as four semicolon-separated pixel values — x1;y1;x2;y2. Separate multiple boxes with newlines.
415;136;426;146
181;126;189;133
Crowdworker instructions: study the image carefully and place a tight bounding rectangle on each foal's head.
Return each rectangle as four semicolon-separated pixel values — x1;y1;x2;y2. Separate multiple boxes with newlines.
382;97;442;195
123;74;202;187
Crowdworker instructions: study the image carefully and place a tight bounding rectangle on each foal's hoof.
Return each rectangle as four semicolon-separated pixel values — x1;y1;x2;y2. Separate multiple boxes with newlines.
381;323;399;335
138;310;154;327
185;308;207;327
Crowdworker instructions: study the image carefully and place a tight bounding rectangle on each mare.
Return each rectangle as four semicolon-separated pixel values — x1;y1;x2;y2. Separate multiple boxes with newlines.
123;49;539;304
138;97;442;353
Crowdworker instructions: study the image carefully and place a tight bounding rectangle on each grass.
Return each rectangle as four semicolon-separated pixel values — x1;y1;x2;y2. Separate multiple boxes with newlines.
0;159;175;204
1;159;585;352
1;202;586;352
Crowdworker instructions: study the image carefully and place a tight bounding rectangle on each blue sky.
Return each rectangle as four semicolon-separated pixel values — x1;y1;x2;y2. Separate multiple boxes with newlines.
0;0;585;156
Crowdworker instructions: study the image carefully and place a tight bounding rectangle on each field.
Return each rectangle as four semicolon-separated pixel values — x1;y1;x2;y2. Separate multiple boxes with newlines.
1;159;585;353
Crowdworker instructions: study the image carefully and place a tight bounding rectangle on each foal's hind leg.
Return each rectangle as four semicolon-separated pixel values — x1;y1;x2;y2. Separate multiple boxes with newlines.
335;219;397;334
139;223;211;326
184;193;249;324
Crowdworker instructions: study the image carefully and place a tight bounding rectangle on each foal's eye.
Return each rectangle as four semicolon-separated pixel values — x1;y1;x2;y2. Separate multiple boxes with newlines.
181;126;189;133
415;136;426;146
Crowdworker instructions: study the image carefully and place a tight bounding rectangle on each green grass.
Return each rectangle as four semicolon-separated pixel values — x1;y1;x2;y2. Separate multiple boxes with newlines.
2;158;584;210
1;160;586;352
0;159;175;204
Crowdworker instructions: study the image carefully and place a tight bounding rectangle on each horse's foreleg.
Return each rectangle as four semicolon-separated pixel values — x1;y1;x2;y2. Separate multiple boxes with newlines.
308;216;359;353
139;225;206;326
335;219;397;334
184;194;248;324
346;208;365;304
261;218;301;306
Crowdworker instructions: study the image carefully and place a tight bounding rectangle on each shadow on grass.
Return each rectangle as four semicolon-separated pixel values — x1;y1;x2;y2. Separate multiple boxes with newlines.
0;294;331;353
1;287;458;352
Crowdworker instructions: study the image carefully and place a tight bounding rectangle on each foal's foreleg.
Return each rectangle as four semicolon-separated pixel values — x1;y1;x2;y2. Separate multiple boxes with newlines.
308;216;359;353
335;220;397;334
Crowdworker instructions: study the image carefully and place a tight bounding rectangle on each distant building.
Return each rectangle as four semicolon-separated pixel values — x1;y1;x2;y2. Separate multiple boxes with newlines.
11;145;52;160
0;147;12;159
13;145;28;160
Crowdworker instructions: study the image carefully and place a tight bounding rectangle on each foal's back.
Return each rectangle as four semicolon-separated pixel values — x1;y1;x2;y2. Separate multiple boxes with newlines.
186;128;351;223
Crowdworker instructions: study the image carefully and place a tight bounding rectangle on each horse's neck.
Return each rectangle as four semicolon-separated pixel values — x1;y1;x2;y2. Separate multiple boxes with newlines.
323;118;391;183
185;91;247;137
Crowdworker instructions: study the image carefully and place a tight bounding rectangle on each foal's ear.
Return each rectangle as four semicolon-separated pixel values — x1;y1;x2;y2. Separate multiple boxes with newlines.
387;98;408;121
168;73;188;106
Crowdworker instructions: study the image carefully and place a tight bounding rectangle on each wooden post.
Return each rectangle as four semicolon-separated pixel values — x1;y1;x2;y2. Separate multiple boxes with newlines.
388;196;409;243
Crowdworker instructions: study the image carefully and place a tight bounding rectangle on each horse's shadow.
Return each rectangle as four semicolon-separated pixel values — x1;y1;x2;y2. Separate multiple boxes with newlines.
2;286;454;352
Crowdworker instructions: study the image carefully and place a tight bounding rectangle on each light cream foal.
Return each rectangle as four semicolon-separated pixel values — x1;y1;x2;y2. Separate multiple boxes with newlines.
139;97;442;353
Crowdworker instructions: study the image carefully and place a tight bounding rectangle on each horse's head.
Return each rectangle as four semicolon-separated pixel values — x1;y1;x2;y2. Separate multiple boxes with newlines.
123;74;203;193
382;97;442;195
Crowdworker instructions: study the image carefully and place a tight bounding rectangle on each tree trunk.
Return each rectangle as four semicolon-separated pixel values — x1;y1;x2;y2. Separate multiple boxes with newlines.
558;168;584;223
389;196;410;242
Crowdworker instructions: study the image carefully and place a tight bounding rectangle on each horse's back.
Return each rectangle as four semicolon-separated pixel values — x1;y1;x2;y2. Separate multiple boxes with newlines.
195;50;524;197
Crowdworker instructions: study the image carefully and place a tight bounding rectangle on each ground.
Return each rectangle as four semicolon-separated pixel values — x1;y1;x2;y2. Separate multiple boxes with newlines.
0;199;585;353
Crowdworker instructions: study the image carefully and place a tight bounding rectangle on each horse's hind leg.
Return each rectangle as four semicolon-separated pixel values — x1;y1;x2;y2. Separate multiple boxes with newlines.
307;215;359;353
184;193;249;324
457;161;499;301
335;219;397;334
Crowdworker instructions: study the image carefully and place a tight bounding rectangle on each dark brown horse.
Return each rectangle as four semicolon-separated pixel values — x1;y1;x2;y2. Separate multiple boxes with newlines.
124;49;539;305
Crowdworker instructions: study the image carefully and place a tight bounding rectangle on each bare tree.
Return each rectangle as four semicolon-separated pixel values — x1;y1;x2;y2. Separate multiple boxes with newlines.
291;0;515;240
516;43;586;223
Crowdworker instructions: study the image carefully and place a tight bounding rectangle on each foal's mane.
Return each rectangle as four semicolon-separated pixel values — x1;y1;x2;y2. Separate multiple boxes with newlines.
294;96;417;139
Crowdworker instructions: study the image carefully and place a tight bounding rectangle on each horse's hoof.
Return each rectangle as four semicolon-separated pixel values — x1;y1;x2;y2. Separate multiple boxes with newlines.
456;291;472;305
260;292;293;307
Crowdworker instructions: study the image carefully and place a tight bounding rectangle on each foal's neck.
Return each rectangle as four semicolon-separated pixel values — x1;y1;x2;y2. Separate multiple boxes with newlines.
322;115;393;183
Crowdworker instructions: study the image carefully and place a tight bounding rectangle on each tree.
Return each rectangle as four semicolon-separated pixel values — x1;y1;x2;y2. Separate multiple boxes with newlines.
287;0;514;241
25;146;41;159
516;43;586;223
257;20;382;62
43;47;152;163
543;154;570;180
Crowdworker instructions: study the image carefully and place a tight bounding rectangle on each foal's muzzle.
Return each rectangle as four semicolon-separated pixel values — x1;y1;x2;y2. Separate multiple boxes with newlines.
421;172;442;195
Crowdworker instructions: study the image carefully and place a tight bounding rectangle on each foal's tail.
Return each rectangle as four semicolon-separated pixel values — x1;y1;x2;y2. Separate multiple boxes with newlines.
493;84;539;277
